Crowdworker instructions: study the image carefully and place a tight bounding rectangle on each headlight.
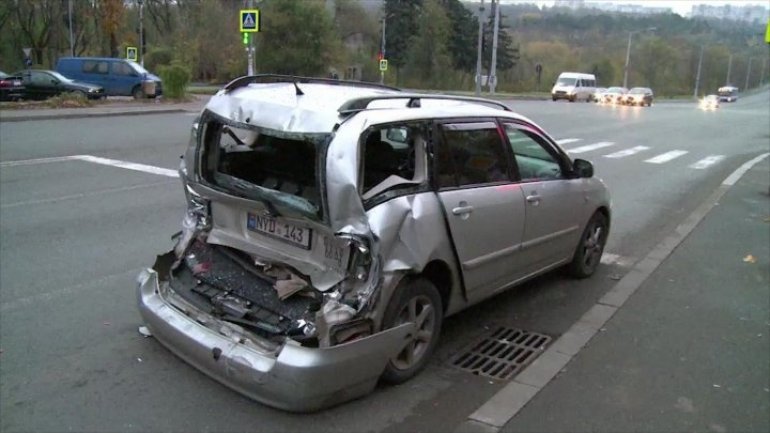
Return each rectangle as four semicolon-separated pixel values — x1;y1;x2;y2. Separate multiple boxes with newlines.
88;88;97;92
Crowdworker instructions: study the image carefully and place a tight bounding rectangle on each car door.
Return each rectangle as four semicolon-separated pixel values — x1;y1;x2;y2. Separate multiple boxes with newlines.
111;61;136;95
26;71;56;100
434;120;527;301
502;122;586;275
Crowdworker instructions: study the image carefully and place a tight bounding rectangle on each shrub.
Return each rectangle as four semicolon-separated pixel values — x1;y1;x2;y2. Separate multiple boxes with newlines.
144;48;174;71
159;62;191;99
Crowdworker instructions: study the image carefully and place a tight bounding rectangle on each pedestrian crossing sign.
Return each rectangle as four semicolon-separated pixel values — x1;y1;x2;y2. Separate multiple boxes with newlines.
240;9;260;33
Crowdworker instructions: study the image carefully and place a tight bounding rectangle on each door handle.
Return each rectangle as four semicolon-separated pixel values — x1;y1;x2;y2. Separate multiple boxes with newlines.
526;193;541;205
452;205;474;215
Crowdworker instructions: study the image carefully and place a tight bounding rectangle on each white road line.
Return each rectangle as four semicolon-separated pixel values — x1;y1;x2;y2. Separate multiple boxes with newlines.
723;152;770;185
75;155;179;178
0;155;84;167
568;142;615;154
645;150;688;164
555;138;581;145
603;146;650;159
689;155;725;170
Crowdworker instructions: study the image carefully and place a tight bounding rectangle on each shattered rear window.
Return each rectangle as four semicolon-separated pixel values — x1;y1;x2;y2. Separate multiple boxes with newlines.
200;119;327;220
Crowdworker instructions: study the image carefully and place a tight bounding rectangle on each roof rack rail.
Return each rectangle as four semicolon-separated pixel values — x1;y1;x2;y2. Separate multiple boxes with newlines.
337;94;512;115
223;74;401;93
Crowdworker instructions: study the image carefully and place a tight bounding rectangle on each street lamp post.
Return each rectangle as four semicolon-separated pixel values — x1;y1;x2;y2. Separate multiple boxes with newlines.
744;56;753;90
138;0;144;66
380;17;386;85
693;44;704;98
474;0;485;96
623;27;655;89
68;0;74;56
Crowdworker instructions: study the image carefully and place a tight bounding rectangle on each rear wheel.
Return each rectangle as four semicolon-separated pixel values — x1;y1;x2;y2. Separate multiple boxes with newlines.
568;212;609;278
380;278;443;384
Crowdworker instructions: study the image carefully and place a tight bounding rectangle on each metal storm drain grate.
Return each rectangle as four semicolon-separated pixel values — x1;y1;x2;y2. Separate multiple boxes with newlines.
450;326;552;381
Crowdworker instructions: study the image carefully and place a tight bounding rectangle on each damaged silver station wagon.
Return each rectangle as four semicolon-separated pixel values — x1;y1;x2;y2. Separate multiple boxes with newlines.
137;75;611;412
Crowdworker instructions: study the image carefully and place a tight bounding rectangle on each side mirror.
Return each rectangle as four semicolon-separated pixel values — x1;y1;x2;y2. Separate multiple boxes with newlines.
51;79;59;85
573;158;594;178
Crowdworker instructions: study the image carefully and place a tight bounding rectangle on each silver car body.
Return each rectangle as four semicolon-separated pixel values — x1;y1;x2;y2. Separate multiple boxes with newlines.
137;78;611;411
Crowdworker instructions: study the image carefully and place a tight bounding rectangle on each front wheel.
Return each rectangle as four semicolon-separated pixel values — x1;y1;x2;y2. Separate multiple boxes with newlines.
132;86;144;100
568;212;609;278
380;278;443;384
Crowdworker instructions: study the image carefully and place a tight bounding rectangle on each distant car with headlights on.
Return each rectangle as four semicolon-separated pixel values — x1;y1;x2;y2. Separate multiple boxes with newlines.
623;87;653;107
591;87;607;103
13;69;105;100
601;86;627;105
700;94;719;110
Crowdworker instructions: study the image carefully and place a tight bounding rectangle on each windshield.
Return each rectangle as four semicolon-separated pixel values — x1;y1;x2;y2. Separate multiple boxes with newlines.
49;71;73;82
556;77;577;86
128;61;149;75
718;88;737;96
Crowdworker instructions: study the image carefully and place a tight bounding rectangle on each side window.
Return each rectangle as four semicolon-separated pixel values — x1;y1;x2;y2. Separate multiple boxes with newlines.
437;122;510;188
504;124;563;181
113;62;136;76
82;61;96;73
30;72;49;85
361;123;425;198
97;62;109;74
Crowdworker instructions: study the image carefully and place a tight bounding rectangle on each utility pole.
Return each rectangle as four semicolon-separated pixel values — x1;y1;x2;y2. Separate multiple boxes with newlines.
474;0;485;96
693;45;704;98
760;58;767;87
138;0;144;66
489;0;500;94
744;56;753;90
68;0;74;56
725;53;733;85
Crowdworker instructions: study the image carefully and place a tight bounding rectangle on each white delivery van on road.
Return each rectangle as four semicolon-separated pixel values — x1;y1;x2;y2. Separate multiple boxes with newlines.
551;72;596;102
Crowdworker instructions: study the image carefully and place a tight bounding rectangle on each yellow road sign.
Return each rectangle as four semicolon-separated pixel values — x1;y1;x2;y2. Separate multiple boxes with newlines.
126;46;138;61
240;9;260;33
379;59;388;72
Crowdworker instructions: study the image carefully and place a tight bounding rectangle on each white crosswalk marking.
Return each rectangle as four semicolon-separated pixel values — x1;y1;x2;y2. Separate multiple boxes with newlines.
556;138;581;145
689;155;725;169
603;146;650;159
645;150;688;164
568;142;615;154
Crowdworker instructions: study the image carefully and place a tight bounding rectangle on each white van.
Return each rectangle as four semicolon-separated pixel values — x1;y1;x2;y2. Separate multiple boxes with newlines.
551;72;596;102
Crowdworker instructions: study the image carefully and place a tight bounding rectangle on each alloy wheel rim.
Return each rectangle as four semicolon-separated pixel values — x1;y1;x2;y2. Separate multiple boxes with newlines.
392;295;435;370
583;224;604;268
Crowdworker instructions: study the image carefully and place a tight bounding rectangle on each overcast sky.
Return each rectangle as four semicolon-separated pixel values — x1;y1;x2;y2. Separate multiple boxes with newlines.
499;0;770;17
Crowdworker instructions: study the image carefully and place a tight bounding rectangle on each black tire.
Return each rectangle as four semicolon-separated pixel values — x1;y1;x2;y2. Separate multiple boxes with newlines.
568;212;609;278
569;96;575;102
552;96;557;101
132;85;144;100
380;278;443;384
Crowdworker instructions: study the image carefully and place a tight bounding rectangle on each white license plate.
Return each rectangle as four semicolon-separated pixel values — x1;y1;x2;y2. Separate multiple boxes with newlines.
12;80;21;86
247;213;312;250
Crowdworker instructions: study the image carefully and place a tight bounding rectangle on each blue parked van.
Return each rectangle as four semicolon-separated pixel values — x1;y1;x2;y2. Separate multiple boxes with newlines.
55;57;162;98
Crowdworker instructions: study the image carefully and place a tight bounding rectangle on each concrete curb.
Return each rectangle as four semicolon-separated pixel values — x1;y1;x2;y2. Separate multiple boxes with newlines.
0;108;190;123
457;151;770;432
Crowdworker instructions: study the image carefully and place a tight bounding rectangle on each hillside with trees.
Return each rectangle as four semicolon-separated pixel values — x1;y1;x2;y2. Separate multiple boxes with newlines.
0;0;766;96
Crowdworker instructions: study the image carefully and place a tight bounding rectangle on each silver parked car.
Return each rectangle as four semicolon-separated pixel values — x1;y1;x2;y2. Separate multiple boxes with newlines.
137;75;611;412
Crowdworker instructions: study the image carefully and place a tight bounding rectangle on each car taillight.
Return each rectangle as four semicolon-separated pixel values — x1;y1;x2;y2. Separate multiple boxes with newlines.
0;80;10;88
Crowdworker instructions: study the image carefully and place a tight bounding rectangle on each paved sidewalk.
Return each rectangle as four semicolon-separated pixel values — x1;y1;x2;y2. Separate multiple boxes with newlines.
494;157;770;432
0;95;209;122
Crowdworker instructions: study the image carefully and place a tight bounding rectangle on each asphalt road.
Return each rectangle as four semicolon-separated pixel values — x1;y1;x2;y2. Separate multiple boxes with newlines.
1;92;768;432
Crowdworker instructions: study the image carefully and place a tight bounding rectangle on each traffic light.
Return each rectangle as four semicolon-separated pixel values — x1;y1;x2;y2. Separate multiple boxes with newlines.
242;32;249;45
377;51;383;61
